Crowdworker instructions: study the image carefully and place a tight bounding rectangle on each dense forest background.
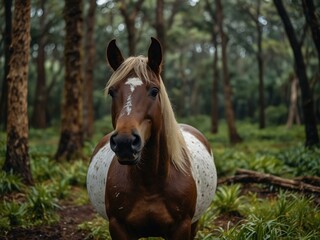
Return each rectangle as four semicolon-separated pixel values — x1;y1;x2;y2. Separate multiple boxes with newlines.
1;0;319;132
1;0;320;239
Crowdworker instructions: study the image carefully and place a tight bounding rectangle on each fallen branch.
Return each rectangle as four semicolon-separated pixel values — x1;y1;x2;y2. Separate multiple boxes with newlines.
218;169;320;194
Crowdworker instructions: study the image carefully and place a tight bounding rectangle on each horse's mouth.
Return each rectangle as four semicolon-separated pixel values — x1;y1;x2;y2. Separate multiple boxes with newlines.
117;152;140;165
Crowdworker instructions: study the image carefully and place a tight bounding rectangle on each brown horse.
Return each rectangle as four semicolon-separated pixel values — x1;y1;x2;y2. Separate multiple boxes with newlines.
87;38;217;239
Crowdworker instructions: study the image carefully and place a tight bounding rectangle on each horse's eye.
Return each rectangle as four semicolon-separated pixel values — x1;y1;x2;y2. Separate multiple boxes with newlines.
149;87;159;98
108;88;116;98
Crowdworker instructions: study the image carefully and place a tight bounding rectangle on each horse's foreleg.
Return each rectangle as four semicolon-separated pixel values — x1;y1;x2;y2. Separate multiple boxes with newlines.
109;217;136;240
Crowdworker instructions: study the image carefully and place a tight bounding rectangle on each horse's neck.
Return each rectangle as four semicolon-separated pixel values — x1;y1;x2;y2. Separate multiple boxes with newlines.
131;130;170;182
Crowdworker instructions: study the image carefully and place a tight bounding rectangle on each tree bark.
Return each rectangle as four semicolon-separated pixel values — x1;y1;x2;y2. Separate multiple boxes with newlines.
301;0;320;66
256;0;265;129
83;0;96;140
274;0;319;147
205;0;219;134
3;0;33;185
0;0;12;130
31;0;47;128
55;0;84;161
215;0;242;144
286;74;300;128
118;0;145;56
155;0;165;79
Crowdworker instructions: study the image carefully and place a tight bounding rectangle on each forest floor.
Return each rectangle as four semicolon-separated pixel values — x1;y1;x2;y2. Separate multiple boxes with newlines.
3;204;95;240
2;184;276;240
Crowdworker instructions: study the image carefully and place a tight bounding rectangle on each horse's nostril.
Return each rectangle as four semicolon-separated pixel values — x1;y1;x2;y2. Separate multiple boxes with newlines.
131;133;141;152
110;133;118;152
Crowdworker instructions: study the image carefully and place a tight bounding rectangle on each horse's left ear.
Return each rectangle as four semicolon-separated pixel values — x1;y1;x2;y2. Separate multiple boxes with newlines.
148;37;163;75
107;39;124;71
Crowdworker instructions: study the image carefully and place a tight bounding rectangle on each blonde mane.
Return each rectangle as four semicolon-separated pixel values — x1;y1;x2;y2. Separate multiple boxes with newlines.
105;56;189;173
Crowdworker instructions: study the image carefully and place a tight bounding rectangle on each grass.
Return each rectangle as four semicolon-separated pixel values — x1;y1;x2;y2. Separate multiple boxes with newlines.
1;116;320;239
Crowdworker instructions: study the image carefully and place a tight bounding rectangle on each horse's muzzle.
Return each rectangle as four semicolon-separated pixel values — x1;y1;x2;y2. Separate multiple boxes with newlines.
110;132;142;165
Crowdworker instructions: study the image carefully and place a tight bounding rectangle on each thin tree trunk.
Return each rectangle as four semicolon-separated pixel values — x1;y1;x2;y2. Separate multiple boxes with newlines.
55;0;84;161
274;0;319;147
215;0;242;144
256;0;265;129
3;0;33;185
31;0;47;128
118;0;145;56
286;74;300;128
0;0;12;130
211;30;219;134
83;0;96;140
155;0;165;79
301;0;320;66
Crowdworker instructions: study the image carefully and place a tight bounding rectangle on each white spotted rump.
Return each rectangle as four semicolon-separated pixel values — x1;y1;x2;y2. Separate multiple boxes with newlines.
87;143;115;219
181;130;217;223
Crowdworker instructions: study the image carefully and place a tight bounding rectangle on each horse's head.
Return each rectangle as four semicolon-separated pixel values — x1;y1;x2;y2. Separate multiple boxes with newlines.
106;38;163;165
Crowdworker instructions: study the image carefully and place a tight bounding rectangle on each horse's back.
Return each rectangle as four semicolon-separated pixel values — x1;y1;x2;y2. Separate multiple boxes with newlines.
180;124;217;222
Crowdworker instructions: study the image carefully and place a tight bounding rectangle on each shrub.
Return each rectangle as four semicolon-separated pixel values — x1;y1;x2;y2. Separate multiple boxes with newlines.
27;183;60;224
213;184;245;215
0;171;24;195
78;215;111;240
265;105;287;126
277;146;320;176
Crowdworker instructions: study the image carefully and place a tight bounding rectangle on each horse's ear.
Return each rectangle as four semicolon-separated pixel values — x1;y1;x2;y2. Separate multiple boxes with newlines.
148;37;163;75
107;39;124;71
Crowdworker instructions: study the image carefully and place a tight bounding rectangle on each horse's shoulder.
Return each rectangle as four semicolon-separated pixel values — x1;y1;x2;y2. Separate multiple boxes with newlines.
179;124;211;153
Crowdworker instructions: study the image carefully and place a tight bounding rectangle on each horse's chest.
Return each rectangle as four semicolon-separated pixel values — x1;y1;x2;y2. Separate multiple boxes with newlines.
87;131;217;223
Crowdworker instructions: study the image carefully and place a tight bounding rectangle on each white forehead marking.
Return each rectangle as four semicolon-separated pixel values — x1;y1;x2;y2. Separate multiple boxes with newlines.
125;77;143;92
122;77;143;115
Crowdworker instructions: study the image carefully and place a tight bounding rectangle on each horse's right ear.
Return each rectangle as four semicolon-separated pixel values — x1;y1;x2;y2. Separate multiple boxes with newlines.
107;39;124;71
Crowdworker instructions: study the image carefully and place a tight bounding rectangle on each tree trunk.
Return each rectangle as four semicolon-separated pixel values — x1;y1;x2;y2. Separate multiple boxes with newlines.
215;0;242;144
274;0;319;147
286;74;300;128
205;0;220;134
83;0;96;140
118;0;145;56
256;0;265;129
55;0;84;161
31;0;47;128
301;0;320;66
155;0;165;79
3;0;33;185
0;0;12;130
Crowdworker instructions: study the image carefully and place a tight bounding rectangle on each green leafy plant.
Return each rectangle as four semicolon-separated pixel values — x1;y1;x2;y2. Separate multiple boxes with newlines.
0;170;24;195
0;201;28;229
213;184;245;215
31;156;61;181
277;146;320;176
62;160;87;187
78;215;111;240
27;183;60;224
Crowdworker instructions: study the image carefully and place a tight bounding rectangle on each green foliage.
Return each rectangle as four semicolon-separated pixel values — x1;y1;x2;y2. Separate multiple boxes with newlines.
265;105;288;126
27;183;60;224
0;171;24;195
277;145;320;176
78;215;111;240
0;201;28;229
211;192;320;240
31;156;61;181
213;184;245;215
62;160;88;187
